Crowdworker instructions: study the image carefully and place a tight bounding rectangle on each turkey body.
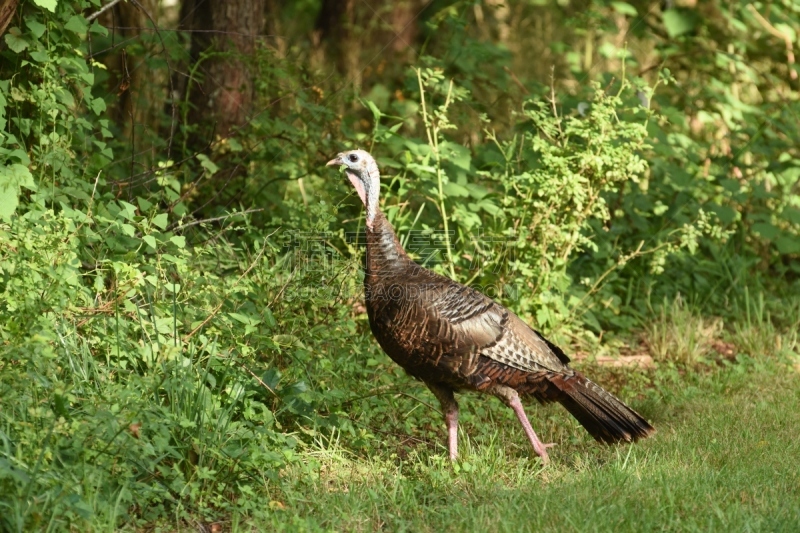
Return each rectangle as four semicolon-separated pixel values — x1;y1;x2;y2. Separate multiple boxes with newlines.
365;212;562;396
328;150;655;463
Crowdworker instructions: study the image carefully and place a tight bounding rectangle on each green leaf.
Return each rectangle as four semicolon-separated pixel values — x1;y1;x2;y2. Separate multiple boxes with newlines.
261;368;281;391
118;200;137;220
611;2;637;16
56;88;75;109
25;18;46;39
663;9;696;38
90;97;107;115
166;283;181;293
775;236;800;255
89;21;108;36
782;207;800;226
152;213;169;230
441;141;471;171
64;15;88;35
465;183;488;200
0;164;35;221
7;149;31;166
0;187;20;221
709;203;736;225
4;29;29;53
365;100;382;121
443;182;470;197
227;138;243;152
30;50;49;63
752;222;778;240
197;154;218;176
469;199;501;216
155;317;174;334
229;312;259;325
33;0;57;13
143;235;157;249
2;164;35;190
264;308;277;328
170;236;186;248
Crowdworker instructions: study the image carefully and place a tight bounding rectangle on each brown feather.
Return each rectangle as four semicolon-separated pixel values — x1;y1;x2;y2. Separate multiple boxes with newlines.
364;210;654;445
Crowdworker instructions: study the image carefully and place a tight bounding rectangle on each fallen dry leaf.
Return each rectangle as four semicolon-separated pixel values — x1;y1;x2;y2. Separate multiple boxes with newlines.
269;500;286;510
573;353;654;369
711;340;737;358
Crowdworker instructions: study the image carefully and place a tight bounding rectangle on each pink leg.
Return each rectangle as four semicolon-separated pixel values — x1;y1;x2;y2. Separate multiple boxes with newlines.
445;405;459;461
508;395;553;464
491;385;554;464
425;382;460;461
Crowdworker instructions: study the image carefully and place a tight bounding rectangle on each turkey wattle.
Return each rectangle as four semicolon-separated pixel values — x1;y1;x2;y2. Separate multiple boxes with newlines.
326;149;655;463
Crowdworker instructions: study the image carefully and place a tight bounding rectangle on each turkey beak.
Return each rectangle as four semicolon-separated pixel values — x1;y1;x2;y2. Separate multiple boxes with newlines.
326;156;343;167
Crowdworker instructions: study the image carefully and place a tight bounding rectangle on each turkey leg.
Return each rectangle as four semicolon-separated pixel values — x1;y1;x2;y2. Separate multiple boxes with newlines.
425;381;459;461
491;385;554;464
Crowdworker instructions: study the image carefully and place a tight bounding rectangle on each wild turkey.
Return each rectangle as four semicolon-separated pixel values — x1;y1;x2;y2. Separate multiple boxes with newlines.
327;149;655;463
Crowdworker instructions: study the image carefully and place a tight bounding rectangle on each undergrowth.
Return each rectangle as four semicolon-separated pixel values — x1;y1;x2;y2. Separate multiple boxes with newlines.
1;1;799;530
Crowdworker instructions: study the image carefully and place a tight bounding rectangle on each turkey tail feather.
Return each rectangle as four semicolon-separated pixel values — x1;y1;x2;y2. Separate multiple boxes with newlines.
552;373;655;443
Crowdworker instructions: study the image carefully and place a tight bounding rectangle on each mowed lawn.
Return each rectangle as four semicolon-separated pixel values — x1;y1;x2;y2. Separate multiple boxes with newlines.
267;357;800;532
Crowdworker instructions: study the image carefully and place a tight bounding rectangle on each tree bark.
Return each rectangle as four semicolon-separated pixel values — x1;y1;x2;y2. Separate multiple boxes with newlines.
184;0;266;143
100;0;163;139
0;0;19;39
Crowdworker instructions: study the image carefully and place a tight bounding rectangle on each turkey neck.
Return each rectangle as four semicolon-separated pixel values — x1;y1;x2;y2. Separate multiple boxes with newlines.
364;210;412;283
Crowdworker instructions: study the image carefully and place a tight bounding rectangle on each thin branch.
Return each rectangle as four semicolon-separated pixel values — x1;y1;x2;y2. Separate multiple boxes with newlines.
68;171;103;239
747;3;797;80
241;363;278;397
86;0;125;22
503;65;529;94
168;208;264;233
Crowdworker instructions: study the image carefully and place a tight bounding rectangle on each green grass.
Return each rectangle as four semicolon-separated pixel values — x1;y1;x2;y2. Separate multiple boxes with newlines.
263;356;800;532
3;281;798;533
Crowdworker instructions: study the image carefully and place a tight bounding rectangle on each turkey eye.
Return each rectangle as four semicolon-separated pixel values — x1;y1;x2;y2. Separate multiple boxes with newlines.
348;154;358;163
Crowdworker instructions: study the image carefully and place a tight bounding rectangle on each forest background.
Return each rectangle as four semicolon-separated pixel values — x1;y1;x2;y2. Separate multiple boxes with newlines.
1;0;799;530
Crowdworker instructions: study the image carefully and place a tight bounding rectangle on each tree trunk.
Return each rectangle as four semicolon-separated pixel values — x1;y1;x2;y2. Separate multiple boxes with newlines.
314;0;422;85
387;0;421;60
184;0;265;143
0;0;18;39
100;0;164;141
315;0;358;81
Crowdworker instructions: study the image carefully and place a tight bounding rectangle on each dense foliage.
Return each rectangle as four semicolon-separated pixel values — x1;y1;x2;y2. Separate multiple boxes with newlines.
1;0;798;529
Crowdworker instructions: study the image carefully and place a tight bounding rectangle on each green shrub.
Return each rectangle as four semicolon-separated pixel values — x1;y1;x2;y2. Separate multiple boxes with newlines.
1;0;799;529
